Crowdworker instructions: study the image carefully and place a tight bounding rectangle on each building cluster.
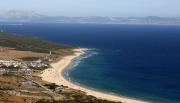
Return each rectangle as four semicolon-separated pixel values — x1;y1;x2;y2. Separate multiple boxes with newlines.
27;61;49;69
0;60;21;68
0;60;49;69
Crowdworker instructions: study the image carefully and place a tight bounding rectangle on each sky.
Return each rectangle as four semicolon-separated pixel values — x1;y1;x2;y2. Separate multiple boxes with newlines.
0;0;180;17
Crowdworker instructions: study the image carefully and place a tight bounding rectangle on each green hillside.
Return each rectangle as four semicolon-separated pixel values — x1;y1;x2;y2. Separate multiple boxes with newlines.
0;32;72;53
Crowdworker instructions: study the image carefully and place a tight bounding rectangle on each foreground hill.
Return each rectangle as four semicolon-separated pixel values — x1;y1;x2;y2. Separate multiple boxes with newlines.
0;32;121;103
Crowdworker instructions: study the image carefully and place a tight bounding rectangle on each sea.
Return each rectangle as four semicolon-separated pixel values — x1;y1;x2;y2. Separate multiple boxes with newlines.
2;23;180;103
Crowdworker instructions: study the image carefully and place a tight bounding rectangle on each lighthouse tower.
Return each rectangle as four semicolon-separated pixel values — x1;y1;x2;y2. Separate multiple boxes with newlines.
49;50;52;56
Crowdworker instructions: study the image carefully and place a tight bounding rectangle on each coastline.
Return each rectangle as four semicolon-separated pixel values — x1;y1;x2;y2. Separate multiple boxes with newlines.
40;48;148;103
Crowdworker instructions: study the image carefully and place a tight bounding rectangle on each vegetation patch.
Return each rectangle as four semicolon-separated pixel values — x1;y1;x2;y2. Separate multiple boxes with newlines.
0;32;73;53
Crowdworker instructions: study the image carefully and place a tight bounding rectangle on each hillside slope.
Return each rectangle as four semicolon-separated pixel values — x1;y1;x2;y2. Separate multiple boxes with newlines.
0;32;72;53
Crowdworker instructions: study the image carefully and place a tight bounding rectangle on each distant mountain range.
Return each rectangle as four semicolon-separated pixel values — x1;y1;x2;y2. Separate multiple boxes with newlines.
0;10;47;22
1;10;180;25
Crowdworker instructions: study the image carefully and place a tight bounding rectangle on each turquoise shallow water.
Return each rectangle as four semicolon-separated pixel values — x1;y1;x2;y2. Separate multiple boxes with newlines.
3;23;180;103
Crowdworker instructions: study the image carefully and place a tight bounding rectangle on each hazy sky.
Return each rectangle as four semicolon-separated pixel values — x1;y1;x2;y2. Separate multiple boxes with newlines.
0;0;180;17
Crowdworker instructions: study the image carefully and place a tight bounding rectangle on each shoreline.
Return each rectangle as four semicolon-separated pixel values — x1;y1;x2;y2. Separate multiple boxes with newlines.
40;48;148;103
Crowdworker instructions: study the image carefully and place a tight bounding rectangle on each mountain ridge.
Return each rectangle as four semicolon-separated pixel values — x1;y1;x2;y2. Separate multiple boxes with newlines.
1;10;180;25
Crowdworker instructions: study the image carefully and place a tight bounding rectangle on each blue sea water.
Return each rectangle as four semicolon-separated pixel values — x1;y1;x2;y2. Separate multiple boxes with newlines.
2;23;180;103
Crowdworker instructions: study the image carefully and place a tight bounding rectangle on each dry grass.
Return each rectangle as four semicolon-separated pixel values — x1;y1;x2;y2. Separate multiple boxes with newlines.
0;76;20;84
0;46;47;60
0;92;35;103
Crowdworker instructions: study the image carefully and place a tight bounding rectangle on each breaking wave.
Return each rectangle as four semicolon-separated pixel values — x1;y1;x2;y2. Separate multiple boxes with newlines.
63;48;99;81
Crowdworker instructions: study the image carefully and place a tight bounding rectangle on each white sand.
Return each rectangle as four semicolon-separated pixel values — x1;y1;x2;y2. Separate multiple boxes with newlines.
40;48;149;103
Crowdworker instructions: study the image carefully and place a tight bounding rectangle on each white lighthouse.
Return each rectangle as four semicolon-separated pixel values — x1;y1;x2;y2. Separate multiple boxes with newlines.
49;50;52;55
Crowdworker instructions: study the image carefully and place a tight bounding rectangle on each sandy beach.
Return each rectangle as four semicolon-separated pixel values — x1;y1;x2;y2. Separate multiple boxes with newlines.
40;48;149;103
